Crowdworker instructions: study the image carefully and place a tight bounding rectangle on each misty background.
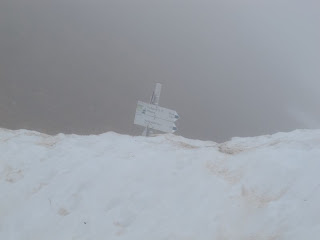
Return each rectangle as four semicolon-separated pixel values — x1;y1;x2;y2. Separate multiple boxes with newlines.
0;0;319;142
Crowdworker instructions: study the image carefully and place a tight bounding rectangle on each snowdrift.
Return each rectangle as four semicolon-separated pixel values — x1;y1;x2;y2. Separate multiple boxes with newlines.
1;128;320;240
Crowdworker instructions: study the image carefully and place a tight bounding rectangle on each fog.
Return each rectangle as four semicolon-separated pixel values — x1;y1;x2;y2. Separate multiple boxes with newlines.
1;0;319;142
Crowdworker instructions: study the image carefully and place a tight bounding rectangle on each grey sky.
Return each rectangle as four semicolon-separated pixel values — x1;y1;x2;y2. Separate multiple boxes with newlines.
1;0;319;142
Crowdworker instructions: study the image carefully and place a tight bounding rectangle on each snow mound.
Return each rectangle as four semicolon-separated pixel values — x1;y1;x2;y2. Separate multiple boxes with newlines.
1;128;320;240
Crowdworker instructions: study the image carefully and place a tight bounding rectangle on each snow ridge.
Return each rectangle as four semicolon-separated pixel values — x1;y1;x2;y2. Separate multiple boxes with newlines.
1;128;320;240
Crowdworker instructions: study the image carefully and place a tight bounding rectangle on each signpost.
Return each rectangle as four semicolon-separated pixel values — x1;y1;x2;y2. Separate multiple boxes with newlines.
134;83;179;136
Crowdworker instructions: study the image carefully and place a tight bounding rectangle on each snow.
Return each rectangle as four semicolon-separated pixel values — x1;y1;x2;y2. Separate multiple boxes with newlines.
1;128;320;240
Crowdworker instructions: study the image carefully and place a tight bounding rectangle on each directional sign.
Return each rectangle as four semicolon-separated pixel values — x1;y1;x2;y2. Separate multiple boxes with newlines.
136;101;179;122
134;100;179;133
134;112;177;133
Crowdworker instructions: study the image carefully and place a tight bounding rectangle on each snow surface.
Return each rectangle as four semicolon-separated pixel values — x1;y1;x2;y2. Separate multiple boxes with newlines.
1;128;320;240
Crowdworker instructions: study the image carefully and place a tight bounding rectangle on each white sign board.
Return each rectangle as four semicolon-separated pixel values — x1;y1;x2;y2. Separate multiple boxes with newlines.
134;113;177;133
136;101;179;122
134;101;178;133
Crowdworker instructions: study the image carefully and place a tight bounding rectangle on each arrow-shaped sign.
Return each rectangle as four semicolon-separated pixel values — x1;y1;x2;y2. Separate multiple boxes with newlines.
136;101;179;122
